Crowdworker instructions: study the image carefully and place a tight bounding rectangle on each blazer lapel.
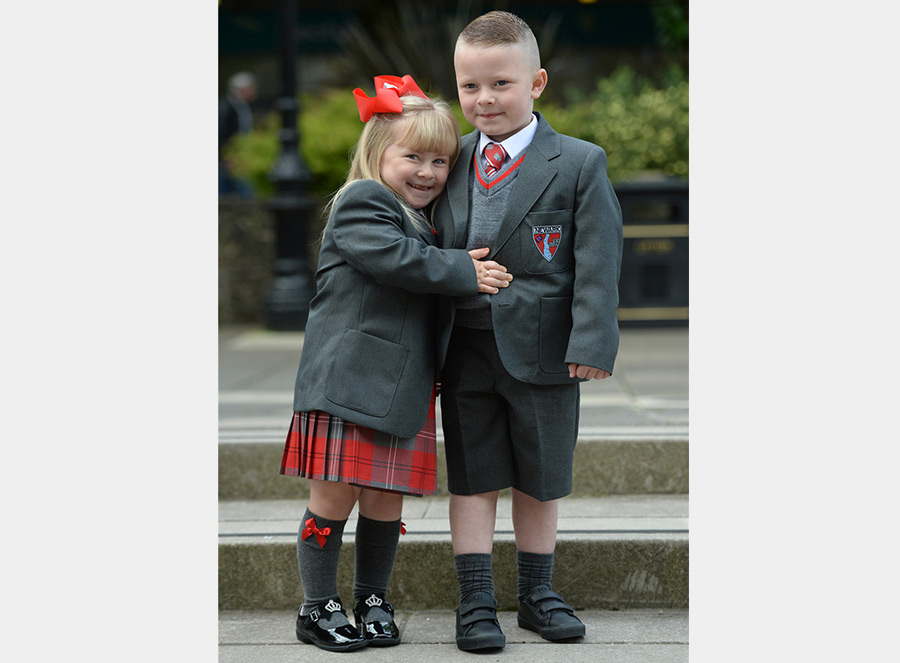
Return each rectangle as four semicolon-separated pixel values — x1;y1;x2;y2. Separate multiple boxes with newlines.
491;113;560;255
446;133;478;248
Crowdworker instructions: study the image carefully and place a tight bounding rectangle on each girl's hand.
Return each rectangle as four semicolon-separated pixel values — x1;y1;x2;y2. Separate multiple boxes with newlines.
468;248;513;293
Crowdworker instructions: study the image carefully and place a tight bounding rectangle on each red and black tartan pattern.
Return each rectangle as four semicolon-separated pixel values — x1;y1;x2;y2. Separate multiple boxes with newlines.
279;397;437;497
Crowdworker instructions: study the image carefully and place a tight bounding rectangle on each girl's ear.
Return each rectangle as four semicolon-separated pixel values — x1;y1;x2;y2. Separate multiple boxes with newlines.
531;68;548;100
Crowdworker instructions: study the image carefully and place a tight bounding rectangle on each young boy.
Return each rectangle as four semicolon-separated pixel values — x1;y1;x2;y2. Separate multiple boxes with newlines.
433;11;623;651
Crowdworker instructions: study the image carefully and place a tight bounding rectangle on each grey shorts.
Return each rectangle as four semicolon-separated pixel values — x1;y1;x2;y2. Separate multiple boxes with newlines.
439;325;579;501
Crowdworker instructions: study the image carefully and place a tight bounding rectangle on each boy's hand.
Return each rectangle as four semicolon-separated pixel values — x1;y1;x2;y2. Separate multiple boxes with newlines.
568;364;610;380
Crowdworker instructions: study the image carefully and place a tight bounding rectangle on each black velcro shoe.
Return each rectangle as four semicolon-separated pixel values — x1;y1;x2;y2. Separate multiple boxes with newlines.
353;594;401;647
455;593;506;651
295;598;368;652
517;584;585;641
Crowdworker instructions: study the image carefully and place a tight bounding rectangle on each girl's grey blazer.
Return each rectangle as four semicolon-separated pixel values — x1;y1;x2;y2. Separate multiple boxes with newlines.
434;113;624;384
292;179;479;438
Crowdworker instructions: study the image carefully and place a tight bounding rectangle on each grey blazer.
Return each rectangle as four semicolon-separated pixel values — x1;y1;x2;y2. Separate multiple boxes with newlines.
434;112;623;384
292;179;479;438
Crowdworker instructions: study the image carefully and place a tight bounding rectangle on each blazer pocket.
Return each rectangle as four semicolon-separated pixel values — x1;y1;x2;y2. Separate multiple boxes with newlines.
521;210;572;274
539;296;573;374
325;329;409;417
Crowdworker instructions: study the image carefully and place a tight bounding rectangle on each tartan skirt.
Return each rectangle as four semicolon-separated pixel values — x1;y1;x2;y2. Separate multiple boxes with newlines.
279;392;437;497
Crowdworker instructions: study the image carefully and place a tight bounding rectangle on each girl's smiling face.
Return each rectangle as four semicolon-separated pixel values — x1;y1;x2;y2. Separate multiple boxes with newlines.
380;138;451;209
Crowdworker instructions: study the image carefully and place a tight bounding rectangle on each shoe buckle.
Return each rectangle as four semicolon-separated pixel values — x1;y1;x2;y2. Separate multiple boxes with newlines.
325;599;342;613
309;607;320;621
365;595;383;608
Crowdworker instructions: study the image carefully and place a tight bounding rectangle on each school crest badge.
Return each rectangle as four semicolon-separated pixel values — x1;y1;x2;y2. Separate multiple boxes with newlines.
532;226;561;262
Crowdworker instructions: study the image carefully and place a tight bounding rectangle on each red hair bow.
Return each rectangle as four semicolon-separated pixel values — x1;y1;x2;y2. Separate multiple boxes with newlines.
353;75;428;122
301;517;331;548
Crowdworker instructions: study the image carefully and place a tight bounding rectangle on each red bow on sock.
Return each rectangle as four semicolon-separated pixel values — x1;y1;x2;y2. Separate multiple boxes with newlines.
353;74;428;122
301;517;331;548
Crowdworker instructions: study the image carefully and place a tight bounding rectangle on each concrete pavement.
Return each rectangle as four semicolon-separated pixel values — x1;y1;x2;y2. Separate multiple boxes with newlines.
218;326;688;444
219;609;688;662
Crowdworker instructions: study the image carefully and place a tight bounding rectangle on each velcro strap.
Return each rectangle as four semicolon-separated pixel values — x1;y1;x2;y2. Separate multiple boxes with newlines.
458;606;499;627
528;589;574;615
458;596;499;627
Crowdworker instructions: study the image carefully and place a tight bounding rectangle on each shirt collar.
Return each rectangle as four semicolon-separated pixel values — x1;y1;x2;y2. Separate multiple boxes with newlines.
478;113;538;162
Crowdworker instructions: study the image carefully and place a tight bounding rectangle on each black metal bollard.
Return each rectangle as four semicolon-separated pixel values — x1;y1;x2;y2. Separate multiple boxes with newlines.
264;0;315;330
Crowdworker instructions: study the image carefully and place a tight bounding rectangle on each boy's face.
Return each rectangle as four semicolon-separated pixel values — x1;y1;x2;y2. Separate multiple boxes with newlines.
454;42;547;143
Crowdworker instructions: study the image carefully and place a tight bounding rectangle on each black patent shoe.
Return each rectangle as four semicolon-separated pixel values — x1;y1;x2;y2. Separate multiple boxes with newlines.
517;584;585;641
353;594;401;647
295;598;368;652
455;593;505;651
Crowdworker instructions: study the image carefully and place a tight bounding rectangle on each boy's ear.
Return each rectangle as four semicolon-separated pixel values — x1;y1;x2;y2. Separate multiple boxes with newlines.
531;68;548;99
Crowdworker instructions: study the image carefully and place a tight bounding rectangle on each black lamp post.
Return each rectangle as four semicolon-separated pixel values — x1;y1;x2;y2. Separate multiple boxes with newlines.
264;0;315;330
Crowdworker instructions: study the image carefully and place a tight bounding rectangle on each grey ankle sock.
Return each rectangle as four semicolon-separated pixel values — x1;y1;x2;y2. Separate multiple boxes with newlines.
455;553;495;604
353;515;401;622
516;550;554;598
297;508;349;627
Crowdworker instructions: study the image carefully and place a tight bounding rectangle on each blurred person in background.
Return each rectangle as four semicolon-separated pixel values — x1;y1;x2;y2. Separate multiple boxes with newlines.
219;71;257;197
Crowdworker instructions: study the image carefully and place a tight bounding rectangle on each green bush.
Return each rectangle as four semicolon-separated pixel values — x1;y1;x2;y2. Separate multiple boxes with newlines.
224;66;688;197
224;89;361;199
537;66;688;183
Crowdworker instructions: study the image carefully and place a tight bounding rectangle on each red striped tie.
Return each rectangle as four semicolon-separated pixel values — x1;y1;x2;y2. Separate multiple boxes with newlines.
483;142;506;177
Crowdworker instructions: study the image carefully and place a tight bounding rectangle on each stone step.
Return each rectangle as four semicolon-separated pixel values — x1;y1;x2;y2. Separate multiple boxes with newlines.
219;608;689;662
219;494;688;611
218;436;689;500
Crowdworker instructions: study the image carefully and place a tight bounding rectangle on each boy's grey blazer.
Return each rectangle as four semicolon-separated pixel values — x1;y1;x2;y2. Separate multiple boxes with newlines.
434;112;623;384
292;179;479;438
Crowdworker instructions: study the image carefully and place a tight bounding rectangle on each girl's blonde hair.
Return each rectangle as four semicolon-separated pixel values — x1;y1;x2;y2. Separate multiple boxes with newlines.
327;94;461;234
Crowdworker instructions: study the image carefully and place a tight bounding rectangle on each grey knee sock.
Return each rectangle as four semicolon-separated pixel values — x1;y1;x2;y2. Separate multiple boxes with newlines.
297;508;349;628
353;514;401;622
516;550;554;598
455;553;495;604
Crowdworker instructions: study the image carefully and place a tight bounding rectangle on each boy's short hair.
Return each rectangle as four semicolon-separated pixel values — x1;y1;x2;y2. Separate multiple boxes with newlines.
457;11;541;69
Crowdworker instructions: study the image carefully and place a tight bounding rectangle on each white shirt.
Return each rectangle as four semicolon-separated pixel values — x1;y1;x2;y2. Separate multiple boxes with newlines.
478;113;538;168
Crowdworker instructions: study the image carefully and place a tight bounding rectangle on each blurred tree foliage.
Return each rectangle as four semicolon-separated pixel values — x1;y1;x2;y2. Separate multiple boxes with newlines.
536;65;688;182
223;1;688;195
331;1;467;100
224;65;687;197
223;90;359;199
651;0;689;51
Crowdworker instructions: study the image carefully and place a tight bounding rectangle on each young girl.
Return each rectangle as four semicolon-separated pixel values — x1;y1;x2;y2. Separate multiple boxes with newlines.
278;75;513;652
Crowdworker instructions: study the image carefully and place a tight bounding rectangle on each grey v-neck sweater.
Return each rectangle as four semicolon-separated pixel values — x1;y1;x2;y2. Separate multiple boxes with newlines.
455;152;525;329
